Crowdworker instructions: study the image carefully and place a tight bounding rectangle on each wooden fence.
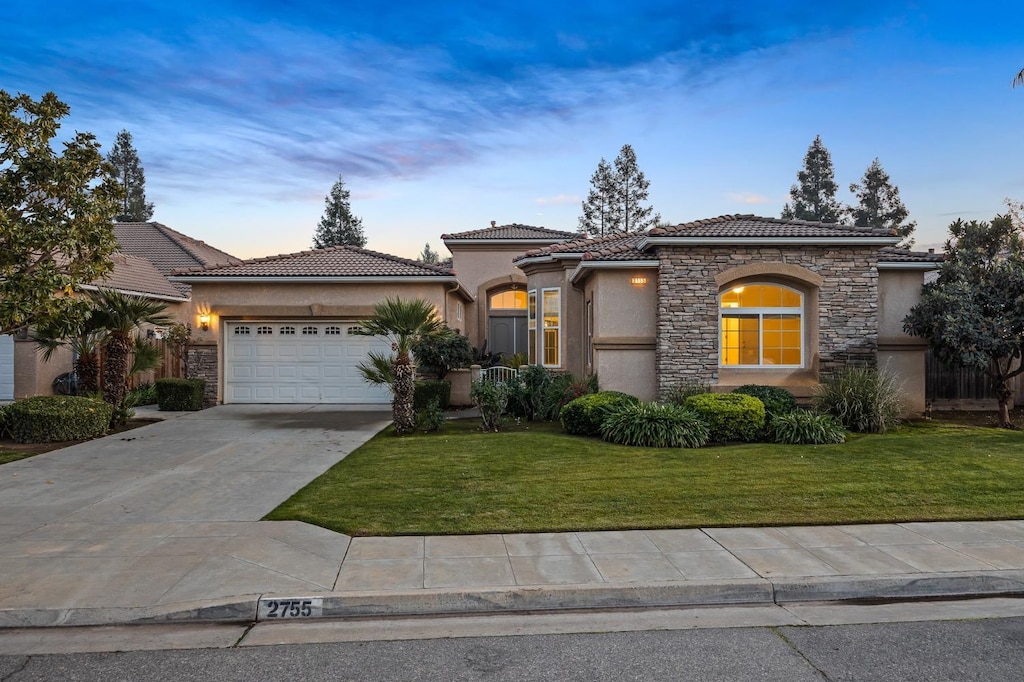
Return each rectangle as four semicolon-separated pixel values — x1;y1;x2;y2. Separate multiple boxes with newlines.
925;349;1020;408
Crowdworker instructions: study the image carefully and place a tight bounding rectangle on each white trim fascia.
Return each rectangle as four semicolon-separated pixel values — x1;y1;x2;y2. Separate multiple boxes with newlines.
78;283;189;302
639;236;901;248
168;275;460;284
569;260;660;284
512;252;586;267
877;261;942;270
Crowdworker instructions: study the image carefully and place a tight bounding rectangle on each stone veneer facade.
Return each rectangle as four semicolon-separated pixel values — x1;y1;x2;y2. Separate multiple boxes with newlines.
655;245;880;393
187;343;219;407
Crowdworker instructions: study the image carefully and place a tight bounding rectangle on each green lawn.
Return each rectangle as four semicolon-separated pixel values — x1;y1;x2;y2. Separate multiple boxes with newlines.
266;418;1024;536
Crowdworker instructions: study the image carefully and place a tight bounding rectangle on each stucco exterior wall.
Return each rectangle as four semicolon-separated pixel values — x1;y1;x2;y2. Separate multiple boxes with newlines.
447;244;530;347
587;269;657;400
656;246;880;396
524;265;584;375
877;268;931;415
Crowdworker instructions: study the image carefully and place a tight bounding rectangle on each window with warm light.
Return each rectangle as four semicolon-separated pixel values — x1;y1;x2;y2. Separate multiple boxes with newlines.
527;290;537;364
542;288;560;367
489;289;528;310
720;284;803;367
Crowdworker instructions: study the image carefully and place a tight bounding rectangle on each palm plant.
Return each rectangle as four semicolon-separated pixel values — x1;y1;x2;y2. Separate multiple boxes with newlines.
33;313;107;395
90;289;173;420
355;297;444;435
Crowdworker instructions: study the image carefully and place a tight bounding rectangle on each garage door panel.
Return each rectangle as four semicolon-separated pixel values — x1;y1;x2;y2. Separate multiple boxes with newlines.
225;321;392;404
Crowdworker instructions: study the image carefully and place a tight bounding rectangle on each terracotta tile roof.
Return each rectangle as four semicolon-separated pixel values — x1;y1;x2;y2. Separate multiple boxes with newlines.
878;246;945;263
113;222;241;274
91;253;188;300
515;232;650;262
442;223;578;241
172;245;456;278
648;214;896;238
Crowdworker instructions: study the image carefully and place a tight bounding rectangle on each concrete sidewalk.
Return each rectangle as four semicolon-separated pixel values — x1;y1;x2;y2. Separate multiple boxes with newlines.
1;406;1023;627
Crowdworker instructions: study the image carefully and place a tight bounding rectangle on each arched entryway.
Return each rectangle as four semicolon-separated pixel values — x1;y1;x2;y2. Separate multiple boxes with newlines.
487;288;528;358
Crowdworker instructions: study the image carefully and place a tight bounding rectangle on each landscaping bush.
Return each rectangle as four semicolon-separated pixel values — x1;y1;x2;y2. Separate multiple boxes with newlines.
413;329;473;379
413;379;451;411
155;378;206;411
128;382;157;406
731;385;796;420
814;366;903;434
683;393;766;442
5;396;112;443
542;372;598;422
600;402;710;448
417;399;447;433
560;391;640;437
470;379;509;432
0;403;10;439
662;380;713;407
769;410;847;445
506;365;551;421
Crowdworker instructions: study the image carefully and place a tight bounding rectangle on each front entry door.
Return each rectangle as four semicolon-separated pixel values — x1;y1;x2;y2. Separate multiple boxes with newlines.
488;315;527;359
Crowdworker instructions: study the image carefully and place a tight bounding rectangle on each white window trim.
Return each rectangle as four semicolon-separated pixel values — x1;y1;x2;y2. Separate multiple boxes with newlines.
527;289;537;364
718;285;804;369
541;287;561;368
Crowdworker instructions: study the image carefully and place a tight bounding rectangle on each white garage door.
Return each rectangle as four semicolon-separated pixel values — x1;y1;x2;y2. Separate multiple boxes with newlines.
224;321;393;404
0;334;13;401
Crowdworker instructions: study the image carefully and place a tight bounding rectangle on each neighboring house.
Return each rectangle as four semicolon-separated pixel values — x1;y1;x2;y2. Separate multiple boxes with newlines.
4;222;239;400
169;215;942;412
513;215;943;412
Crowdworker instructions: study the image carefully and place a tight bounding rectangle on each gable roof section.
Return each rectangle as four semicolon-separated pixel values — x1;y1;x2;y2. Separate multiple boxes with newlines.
442;223;578;243
170;244;457;280
878;246;944;269
643;214;899;245
85;253;189;301
113;222;241;274
515;232;650;264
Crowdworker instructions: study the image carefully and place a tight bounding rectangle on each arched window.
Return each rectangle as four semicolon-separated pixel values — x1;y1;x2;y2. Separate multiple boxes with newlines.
720;284;803;367
489;290;528;310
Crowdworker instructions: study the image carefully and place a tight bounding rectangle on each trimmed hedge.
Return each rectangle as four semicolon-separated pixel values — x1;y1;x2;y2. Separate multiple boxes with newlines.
155;378;206;411
683;393;766;443
731;385;797;420
6;396;112;443
414;379;451;411
560;391;640;437
600;402;710;448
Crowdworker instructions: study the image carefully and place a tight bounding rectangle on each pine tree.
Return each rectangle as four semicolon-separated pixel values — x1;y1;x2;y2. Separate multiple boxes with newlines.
419;242;440;264
847;158;916;245
312;175;366;248
107;129;154;222
781;135;843;223
578;145;659;235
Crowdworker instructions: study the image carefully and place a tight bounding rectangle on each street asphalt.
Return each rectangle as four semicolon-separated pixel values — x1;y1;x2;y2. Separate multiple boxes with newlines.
1;404;1023;628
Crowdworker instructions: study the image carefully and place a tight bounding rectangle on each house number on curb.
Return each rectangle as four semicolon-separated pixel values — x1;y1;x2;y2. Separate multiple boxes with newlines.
258;597;324;620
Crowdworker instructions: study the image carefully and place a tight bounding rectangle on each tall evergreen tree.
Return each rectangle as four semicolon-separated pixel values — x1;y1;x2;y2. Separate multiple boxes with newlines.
418;242;440;264
107;129;154;222
312;175;366;248
780;135;843;223
578;145;659;235
846;158;916;245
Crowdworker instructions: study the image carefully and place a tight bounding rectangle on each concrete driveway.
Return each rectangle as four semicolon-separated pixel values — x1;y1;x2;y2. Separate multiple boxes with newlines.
0;405;391;625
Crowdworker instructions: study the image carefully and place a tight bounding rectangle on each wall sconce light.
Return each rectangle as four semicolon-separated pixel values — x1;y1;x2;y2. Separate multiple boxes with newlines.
199;314;210;331
630;276;648;286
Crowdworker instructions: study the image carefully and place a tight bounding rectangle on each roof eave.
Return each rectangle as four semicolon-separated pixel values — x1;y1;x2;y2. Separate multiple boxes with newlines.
877;261;943;270
569;260;660;285
512;253;586;268
639;236;902;248
443;238;573;246
78;283;189;302
168;275;461;284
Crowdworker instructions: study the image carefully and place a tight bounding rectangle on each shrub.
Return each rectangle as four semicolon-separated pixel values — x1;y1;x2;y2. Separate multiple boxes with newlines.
470;379;509;432
0;403;10;439
731;385;797;420
413;329;473;379
6;396;112;443
413;379;451;411
417;399;447;433
683;393;766;442
661;380;713;407
814;366;903;434
506;365;551;421
769;410;847;445
560;391;640;437
542;372;598;421
600;402;710;448
128;382;158;406
155;378;206;411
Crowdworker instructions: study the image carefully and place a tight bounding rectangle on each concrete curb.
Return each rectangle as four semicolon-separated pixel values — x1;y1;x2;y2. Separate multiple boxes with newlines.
5;572;1024;629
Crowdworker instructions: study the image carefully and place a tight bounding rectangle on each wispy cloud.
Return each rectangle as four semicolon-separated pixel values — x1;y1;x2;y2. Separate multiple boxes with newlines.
727;192;772;205
536;194;580;205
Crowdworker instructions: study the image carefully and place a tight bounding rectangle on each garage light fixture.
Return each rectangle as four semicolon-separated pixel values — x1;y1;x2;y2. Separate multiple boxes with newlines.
199;314;210;331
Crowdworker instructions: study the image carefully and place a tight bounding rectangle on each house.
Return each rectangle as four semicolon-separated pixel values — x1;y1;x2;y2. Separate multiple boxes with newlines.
171;215;942;412
1;222;239;400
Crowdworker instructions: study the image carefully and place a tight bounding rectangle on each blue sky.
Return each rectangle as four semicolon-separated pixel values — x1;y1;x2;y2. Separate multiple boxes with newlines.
3;1;1021;259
